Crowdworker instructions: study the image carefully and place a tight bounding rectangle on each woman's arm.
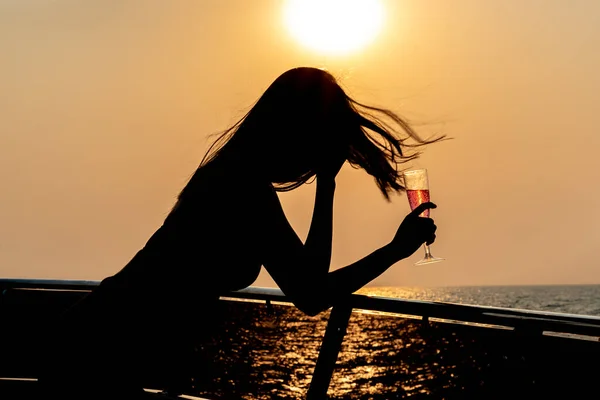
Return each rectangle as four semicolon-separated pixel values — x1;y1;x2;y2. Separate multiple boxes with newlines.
302;154;346;276
259;178;436;316
303;177;336;276
272;243;399;316
321;201;437;303
256;178;336;305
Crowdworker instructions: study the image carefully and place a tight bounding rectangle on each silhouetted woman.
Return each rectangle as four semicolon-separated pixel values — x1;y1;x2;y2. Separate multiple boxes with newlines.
40;67;442;398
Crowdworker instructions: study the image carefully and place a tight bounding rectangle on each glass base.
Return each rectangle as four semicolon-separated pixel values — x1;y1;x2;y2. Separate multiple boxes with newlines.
415;255;445;266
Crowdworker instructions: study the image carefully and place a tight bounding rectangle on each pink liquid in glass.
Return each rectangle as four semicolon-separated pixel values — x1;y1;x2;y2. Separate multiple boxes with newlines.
407;189;430;217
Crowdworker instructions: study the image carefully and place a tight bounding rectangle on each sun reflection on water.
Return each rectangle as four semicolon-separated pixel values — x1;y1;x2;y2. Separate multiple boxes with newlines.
181;288;600;399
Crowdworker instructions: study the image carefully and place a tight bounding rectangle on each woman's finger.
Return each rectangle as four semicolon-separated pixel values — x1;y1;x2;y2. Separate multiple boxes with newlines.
410;202;437;217
426;234;436;246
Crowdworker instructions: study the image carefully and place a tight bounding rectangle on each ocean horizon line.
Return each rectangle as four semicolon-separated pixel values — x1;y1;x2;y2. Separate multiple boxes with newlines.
361;282;600;289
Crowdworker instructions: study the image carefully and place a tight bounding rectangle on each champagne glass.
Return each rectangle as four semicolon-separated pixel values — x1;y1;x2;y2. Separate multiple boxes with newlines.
403;169;444;265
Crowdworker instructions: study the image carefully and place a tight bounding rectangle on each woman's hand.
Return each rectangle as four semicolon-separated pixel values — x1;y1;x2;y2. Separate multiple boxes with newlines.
389;202;438;260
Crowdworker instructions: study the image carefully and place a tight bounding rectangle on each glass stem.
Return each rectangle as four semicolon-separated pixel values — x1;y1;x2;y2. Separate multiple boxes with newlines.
423;244;432;259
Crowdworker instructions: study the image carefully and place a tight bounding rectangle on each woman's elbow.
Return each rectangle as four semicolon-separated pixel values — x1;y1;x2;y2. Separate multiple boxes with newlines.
282;275;333;316
293;295;331;317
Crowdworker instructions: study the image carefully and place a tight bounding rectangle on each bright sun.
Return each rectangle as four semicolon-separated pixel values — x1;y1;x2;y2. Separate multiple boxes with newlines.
284;0;384;55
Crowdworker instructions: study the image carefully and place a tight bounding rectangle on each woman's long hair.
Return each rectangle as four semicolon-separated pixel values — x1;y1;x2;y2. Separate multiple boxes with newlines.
188;67;445;201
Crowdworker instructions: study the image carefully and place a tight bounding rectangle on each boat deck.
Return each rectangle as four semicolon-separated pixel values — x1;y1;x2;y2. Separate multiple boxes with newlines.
2;279;600;399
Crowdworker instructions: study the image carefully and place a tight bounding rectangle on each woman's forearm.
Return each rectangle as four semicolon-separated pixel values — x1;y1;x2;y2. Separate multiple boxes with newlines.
325;243;399;299
295;243;404;316
302;177;336;275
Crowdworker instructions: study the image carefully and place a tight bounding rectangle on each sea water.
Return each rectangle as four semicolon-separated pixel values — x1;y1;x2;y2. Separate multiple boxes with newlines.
182;285;600;399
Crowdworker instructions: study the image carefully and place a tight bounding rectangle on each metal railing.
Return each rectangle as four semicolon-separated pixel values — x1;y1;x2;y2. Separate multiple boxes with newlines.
2;278;600;399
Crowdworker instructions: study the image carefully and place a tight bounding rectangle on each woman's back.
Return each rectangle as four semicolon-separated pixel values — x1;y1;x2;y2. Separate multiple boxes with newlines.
116;161;265;301
40;162;268;396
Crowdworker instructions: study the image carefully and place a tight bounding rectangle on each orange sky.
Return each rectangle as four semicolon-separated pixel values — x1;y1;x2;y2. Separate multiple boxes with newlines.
1;1;600;287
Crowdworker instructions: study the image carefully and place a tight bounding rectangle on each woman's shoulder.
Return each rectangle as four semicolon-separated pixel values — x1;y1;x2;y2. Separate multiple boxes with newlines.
200;160;277;198
168;163;277;220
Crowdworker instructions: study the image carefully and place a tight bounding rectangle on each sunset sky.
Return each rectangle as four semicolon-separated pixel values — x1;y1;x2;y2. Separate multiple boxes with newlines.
1;0;600;287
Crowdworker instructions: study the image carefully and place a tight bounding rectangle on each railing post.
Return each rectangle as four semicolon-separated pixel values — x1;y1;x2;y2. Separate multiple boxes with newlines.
306;304;353;400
